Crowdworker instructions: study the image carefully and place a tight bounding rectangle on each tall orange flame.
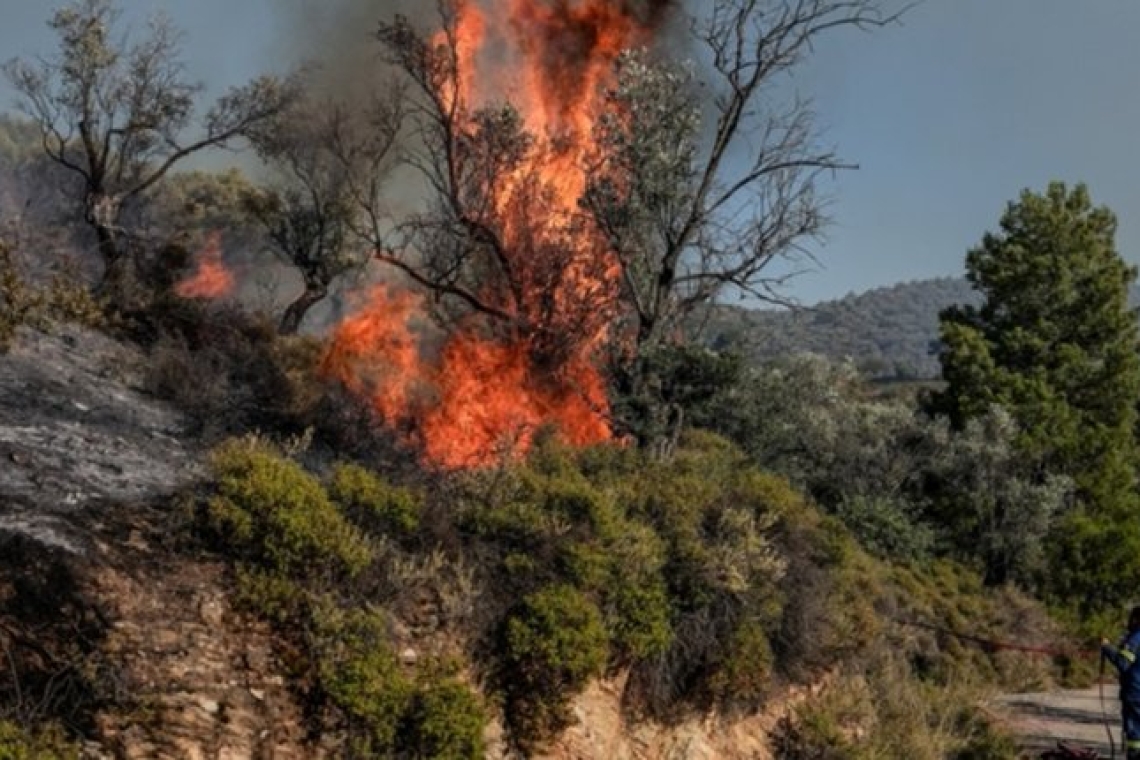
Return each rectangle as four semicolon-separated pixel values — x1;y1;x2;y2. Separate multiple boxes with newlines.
327;0;671;468
175;231;234;299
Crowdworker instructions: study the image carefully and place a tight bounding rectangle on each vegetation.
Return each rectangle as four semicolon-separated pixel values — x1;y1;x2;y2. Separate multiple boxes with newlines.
930;182;1140;616
697;276;982;380
4;1;1124;758
198;436;485;758
190;429;1064;755
0;722;78;760
2;0;295;294
0;240;104;351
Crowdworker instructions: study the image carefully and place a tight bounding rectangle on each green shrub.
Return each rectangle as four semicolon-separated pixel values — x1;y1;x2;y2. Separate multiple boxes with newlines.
206;436;373;578
233;566;307;625
401;661;486;760
0;721;78;760
708;619;775;703
501;584;609;747
311;604;412;754
328;463;421;536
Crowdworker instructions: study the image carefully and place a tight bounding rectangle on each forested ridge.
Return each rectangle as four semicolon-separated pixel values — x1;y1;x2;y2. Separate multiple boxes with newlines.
702;279;1140;381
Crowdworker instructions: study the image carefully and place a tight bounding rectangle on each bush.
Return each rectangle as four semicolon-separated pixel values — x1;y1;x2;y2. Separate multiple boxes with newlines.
311;604;412;755
0;721;78;760
328;462;421;537
0;242;104;352
233;566;307;625
501;584;609;747
833;494;934;562
205;436;373;579
603;521;672;660
142;298;334;441
401;661;486;760
707;619;775;703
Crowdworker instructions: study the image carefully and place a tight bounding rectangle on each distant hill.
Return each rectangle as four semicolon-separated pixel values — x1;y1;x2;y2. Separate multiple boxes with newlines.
699;277;1140;381
696;277;981;381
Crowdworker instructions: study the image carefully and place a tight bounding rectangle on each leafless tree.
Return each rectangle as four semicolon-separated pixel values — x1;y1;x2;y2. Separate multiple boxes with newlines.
244;90;405;334
3;0;297;294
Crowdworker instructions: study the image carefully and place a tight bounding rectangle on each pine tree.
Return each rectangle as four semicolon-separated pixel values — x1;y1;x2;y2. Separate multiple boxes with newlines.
930;182;1140;611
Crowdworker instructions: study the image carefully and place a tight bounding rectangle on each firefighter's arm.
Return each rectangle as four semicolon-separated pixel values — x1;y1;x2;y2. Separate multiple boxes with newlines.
1103;637;1138;674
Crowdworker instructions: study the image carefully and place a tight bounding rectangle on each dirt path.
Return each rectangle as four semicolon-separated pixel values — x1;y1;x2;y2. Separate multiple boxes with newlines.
989;686;1122;758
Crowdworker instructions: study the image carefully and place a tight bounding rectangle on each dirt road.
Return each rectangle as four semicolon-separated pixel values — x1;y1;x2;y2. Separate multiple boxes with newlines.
990;686;1122;758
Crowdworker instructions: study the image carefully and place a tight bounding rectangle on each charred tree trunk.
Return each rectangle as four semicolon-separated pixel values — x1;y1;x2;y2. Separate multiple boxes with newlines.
279;282;328;335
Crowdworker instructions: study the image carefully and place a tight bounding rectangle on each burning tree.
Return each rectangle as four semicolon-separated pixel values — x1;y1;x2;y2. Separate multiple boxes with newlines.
327;0;903;465
3;0;296;295
244;90;405;334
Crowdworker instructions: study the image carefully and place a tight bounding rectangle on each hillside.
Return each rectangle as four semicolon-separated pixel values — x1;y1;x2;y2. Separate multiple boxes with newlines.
698;277;981;380
701;277;1140;381
0;322;1072;758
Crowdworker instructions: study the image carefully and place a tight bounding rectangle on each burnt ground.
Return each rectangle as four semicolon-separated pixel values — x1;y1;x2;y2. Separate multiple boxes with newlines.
0;324;199;548
0;326;323;758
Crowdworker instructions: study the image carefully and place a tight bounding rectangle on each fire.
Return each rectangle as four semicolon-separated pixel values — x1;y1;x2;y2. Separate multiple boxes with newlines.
175;231;234;299
328;0;671;468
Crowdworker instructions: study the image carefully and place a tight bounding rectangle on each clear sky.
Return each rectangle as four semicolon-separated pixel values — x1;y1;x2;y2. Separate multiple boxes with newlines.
2;0;1139;305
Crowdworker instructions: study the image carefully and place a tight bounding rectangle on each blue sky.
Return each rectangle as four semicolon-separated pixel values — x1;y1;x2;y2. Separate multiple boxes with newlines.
3;0;1139;305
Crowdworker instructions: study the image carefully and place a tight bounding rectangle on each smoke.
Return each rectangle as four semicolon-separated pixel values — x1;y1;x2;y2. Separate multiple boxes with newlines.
273;0;683;103
273;0;429;101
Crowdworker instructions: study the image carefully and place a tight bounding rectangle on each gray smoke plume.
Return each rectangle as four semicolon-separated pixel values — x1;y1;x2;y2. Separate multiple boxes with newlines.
274;0;430;101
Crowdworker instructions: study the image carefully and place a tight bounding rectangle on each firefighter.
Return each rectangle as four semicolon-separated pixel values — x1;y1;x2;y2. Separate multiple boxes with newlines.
1103;605;1140;759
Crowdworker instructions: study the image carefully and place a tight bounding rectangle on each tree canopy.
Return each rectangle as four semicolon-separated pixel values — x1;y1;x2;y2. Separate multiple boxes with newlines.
930;182;1140;611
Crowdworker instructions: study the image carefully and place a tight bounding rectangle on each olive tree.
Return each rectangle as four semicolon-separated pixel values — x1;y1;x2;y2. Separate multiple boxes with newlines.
3;0;296;294
244;91;404;334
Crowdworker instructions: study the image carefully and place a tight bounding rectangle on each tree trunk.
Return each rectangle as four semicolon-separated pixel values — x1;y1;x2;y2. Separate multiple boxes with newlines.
94;222;130;299
279;283;328;335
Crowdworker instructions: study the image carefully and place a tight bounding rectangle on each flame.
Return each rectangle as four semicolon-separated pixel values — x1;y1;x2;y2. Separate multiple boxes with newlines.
321;286;425;424
175;231;234;299
328;0;670;468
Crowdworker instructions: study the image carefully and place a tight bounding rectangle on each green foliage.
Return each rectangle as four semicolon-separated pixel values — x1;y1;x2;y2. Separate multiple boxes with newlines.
206;436;373;578
328;462;421;537
501;584;609;746
233;565;307;625
310;604;412;754
401;661;486;760
696;276;981;381
691;355;939;561
929;182;1140;611
0;722;78;760
707;619;775;703
922;407;1071;584
834;494;933;562
610;342;745;451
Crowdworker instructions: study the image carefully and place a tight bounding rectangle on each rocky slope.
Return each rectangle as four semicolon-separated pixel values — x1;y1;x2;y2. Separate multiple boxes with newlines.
0;326;319;758
0;325;816;759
